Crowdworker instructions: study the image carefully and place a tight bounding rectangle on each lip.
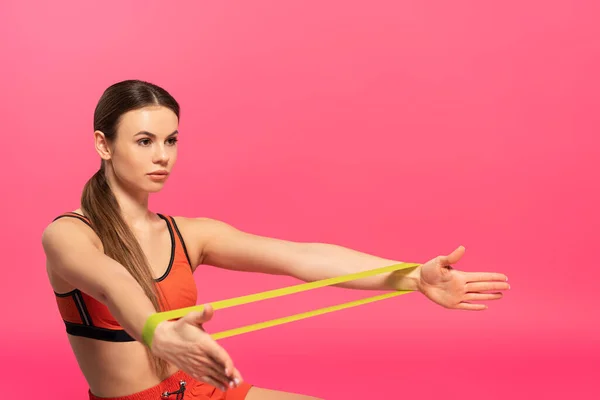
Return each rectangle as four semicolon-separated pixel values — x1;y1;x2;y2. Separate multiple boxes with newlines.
148;170;169;176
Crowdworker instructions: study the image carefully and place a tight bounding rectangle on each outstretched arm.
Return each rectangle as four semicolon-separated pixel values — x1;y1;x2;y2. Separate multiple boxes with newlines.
189;218;418;292
184;217;510;310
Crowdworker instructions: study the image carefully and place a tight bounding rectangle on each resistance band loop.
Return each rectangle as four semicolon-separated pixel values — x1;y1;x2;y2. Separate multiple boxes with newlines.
143;262;420;348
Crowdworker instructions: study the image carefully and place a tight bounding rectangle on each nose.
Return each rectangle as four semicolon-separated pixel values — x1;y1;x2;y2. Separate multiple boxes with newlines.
153;145;169;164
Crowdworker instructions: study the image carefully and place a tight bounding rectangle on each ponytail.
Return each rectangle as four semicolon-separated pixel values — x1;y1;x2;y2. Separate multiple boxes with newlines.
81;162;170;379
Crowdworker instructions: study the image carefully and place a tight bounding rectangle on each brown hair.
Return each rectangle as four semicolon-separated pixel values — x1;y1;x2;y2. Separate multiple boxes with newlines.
81;79;180;379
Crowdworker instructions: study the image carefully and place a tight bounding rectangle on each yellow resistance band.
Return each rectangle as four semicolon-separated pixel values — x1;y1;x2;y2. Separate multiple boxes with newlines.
143;262;420;348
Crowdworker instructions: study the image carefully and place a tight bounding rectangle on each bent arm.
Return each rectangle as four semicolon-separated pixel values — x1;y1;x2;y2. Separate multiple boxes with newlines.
42;219;157;343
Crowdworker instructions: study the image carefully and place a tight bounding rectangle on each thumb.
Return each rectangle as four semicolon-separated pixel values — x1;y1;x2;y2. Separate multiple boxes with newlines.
439;245;465;266
180;304;214;327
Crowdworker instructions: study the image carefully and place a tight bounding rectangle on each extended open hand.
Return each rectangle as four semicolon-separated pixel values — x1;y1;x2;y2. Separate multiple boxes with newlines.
416;246;510;310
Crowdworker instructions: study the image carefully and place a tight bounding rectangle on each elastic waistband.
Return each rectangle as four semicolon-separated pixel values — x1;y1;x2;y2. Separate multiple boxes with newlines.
88;370;191;400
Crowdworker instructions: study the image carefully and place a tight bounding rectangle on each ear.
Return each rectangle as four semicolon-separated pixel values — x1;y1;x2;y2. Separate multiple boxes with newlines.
94;130;112;160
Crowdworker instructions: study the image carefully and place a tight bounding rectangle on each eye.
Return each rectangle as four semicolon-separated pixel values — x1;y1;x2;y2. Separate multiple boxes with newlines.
138;138;152;146
167;137;178;146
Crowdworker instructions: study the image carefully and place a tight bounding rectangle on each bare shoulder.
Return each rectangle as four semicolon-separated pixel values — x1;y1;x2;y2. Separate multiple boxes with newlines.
169;216;241;267
41;213;102;256
42;212;104;293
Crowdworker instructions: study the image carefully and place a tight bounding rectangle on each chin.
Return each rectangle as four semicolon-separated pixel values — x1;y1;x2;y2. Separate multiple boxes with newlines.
146;183;167;193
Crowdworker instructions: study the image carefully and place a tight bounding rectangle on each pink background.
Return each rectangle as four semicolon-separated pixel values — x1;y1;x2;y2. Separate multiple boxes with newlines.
1;0;598;398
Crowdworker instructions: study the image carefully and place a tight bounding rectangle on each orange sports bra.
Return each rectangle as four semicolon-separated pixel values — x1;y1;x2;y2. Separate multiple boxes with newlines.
52;212;198;342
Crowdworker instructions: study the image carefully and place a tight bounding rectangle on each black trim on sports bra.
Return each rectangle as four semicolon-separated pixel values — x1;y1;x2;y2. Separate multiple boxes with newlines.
169;216;193;269
156;213;176;282
52;212;93;228
65;322;135;342
56;289;136;341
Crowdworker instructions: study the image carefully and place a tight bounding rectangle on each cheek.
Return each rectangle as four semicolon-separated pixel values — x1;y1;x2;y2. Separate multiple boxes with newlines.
114;146;147;174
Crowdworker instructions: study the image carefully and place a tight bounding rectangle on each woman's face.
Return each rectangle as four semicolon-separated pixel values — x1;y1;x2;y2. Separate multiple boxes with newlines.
96;105;179;194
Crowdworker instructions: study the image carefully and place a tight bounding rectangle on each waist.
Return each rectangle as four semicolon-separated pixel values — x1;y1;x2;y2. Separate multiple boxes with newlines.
68;335;178;397
73;337;254;399
88;370;192;400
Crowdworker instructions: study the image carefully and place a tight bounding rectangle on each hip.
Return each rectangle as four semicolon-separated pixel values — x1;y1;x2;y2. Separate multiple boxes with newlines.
88;370;253;400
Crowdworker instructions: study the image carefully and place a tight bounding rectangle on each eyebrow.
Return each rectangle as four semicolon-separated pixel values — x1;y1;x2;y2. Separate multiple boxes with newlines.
134;130;179;138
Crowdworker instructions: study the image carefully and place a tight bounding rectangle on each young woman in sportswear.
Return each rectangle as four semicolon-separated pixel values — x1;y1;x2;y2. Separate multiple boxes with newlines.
42;79;509;400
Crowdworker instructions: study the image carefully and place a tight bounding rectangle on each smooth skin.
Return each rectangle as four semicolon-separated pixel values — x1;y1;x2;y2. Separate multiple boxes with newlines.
42;106;509;399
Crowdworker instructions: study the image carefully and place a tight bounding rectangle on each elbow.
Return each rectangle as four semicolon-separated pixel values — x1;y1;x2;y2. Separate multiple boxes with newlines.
94;284;110;305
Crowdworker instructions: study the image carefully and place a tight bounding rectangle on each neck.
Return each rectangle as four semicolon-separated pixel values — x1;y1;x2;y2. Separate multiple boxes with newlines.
104;167;152;228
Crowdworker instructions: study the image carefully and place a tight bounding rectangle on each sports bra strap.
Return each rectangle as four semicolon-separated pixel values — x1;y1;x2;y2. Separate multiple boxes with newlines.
53;212;93;228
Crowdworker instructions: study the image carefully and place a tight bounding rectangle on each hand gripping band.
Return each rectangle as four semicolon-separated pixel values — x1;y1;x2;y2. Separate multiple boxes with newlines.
142;261;420;348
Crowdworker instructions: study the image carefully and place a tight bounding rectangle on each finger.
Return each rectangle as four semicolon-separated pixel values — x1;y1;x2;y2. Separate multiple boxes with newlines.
465;281;510;292
229;367;244;387
193;357;231;389
186;355;230;386
206;359;238;389
193;351;230;380
179;306;213;328
192;304;214;324
438;245;465;266
463;292;503;301
201;303;214;322
219;366;243;388
199;375;228;392
189;367;230;392
465;272;508;283
206;354;242;387
455;302;487;311
204;342;235;380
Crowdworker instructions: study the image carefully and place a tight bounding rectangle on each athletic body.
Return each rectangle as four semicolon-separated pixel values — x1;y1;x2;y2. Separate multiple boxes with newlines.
42;80;510;399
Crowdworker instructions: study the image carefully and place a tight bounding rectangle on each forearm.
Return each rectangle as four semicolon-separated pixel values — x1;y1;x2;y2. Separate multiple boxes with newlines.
292;243;421;292
102;272;158;343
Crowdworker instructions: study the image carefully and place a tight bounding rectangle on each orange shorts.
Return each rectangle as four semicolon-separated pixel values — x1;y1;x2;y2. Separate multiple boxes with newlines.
88;371;253;400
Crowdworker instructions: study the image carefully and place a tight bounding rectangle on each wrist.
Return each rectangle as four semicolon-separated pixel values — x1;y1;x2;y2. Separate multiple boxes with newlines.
150;320;169;355
387;263;421;292
142;312;167;352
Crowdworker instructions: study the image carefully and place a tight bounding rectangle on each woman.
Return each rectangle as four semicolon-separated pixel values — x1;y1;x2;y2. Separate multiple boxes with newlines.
42;80;510;400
